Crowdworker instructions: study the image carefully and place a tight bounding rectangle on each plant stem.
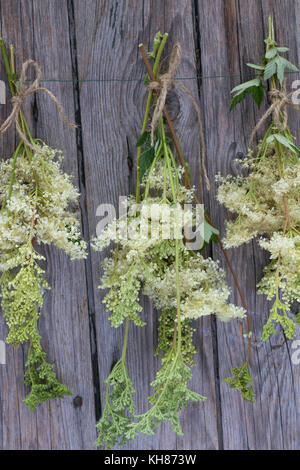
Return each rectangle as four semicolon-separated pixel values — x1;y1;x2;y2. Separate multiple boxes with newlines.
0;38;15;96
121;318;130;362
136;33;168;202
175;237;182;349
0;40;35;151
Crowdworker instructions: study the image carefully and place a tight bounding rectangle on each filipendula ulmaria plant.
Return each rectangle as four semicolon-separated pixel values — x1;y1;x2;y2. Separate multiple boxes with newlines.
0;41;87;409
92;33;246;448
217;18;300;343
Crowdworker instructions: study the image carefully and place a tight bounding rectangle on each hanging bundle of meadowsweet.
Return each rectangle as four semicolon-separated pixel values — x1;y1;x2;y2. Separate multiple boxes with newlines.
0;41;86;409
217;18;300;343
92;32;247;449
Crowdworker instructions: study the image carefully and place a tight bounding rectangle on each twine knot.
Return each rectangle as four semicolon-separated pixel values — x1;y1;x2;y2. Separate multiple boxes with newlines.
249;80;299;148
147;43;210;190
149;44;182;147
268;85;291;132
0;59;76;154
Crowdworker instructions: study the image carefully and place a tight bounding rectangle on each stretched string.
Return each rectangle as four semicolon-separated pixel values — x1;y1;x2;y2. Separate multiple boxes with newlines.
0;70;298;83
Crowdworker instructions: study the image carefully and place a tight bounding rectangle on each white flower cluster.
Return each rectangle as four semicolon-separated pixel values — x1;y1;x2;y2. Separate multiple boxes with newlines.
93;197;193;254
216;155;300;248
143;251;245;322
258;232;300;305
0;143;87;270
217;140;300;337
93;159;245;326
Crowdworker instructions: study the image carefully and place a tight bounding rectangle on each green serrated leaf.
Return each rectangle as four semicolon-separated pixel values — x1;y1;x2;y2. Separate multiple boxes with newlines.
136;131;149;147
276;47;289;53
230;90;247;111
203;220;219;244
250;85;265;109
223;363;255;403
140;146;156;179
230;84;265;111
231;77;261;94
279;57;299;72
264;57;277;80
273;133;300;153
94;359;136;449
275;57;285;86
265;47;277;59
246;63;265;71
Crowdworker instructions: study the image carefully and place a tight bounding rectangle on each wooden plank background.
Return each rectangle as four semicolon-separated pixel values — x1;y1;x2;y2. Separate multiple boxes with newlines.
0;0;299;450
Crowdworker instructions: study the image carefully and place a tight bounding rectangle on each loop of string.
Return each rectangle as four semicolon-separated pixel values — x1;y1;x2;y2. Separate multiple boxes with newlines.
148;44;210;190
249;80;300;148
0;59;76;154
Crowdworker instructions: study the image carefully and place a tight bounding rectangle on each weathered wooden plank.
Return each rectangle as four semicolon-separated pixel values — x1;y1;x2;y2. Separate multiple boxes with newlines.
0;0;36;450
259;0;300;450
0;0;96;450
74;0;219;450
197;0;300;450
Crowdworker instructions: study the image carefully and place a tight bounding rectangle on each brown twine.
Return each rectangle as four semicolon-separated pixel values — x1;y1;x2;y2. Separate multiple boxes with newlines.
249;80;300;149
149;44;210;191
0;59;76;153
149;44;182;146
173;80;210;191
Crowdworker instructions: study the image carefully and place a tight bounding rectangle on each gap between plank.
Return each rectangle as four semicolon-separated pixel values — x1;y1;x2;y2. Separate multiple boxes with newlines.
67;0;102;423
192;0;224;450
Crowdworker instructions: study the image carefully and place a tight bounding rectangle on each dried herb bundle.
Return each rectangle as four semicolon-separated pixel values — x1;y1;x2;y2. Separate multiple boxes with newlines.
217;19;299;353
0;41;86;409
93;32;247;449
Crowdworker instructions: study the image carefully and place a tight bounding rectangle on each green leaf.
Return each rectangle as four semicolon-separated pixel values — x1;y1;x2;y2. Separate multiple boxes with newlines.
223;363;255;403
265;47;277;59
276;47;289;53
124;350;206;444
230;90;247;111
263;57;277;80
136;131;157;180
273;133;300;153
246;63;265;71
230;84;265;111
136;131;149;147
279;57;299;72
250;85;265;109
231;77;261;94
264;55;299;85
275;57;284;86
94;359;136;449
266;135;274;144
140;145;156;180
143;75;151;86
203;220;219;244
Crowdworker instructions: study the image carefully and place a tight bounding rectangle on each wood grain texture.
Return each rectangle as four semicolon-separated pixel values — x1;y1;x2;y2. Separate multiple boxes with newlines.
0;0;299;450
0;0;96;450
73;0;218;450
197;0;300;450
